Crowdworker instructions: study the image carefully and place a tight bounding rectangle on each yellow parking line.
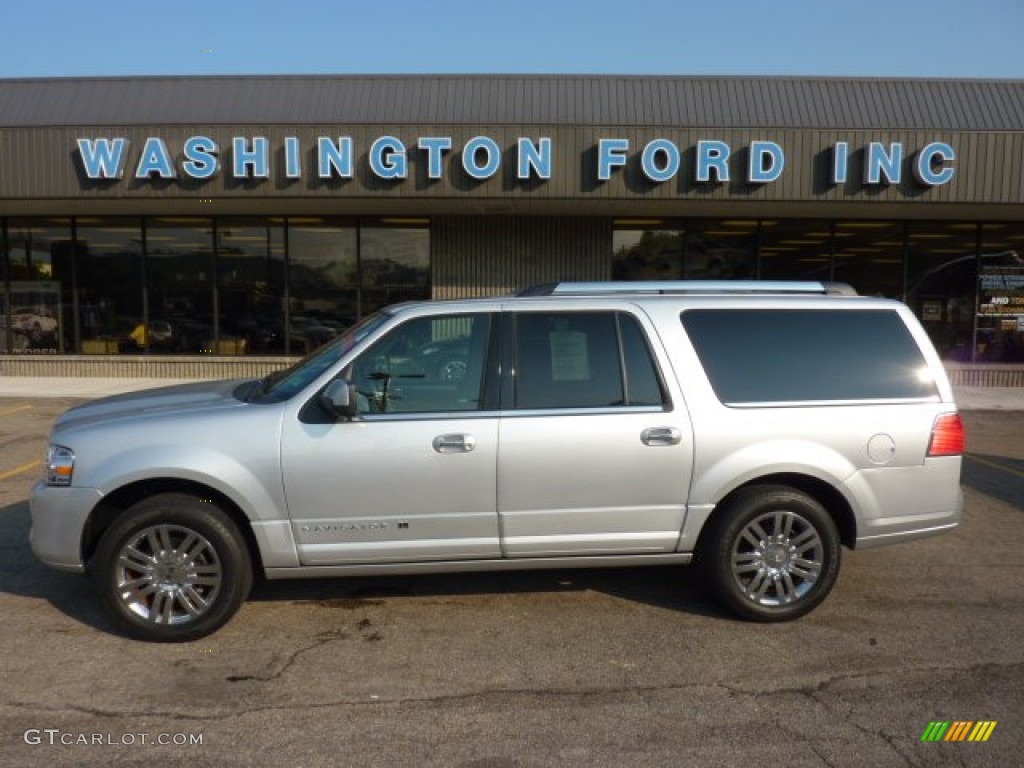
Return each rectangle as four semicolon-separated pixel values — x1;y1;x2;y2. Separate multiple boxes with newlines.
966;454;1024;480
0;460;40;481
0;404;32;418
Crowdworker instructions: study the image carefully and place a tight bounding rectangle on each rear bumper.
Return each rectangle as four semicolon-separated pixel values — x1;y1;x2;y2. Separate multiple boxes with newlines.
847;462;958;548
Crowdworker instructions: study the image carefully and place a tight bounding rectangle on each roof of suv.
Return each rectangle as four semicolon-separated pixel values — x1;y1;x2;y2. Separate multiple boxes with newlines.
517;281;859;297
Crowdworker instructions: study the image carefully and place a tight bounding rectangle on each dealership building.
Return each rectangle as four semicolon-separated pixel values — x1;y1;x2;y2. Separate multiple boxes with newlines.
1;74;1023;381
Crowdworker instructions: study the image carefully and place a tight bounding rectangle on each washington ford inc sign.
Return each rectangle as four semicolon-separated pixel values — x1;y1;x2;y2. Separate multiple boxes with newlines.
75;135;957;188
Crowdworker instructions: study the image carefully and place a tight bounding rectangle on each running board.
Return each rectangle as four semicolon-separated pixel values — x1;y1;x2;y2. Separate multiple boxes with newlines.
264;552;693;580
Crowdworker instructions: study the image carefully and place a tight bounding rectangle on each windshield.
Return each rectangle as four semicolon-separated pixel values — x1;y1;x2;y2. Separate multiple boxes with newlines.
251;312;392;402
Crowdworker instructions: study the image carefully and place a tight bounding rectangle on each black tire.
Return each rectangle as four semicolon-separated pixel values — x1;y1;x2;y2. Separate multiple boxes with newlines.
93;493;252;642
700;485;840;622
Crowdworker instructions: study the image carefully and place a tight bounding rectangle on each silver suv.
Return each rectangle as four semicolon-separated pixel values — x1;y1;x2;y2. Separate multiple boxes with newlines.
30;281;965;641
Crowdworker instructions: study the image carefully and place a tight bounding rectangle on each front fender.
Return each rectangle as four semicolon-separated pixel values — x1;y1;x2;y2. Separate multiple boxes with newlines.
86;444;286;524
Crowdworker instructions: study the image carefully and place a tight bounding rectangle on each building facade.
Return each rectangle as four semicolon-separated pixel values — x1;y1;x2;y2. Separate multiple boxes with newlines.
2;75;1023;369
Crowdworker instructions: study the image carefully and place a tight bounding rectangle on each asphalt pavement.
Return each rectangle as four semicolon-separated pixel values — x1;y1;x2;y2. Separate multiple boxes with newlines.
0;389;1021;766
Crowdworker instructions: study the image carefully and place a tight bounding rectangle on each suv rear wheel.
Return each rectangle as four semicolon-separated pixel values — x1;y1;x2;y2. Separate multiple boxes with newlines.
703;485;840;621
93;493;252;642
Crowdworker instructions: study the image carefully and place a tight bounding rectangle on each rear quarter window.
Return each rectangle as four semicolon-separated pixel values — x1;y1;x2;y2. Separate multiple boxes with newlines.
680;308;939;404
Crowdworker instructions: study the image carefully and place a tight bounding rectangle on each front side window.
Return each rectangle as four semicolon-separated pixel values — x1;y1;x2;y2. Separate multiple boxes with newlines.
513;311;666;410
348;313;492;414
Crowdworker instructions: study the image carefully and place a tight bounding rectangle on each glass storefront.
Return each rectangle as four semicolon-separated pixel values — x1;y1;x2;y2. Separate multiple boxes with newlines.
2;214;1021;361
614;218;1024;362
3;220;74;354
1;217;431;357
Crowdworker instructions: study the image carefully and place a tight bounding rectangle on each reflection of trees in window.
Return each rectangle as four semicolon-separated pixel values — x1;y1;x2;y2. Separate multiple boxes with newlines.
286;225;359;353
613;230;684;280
360;226;430;315
686;222;755;279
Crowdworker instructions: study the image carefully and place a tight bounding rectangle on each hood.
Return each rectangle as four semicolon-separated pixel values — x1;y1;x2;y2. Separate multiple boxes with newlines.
54;378;252;434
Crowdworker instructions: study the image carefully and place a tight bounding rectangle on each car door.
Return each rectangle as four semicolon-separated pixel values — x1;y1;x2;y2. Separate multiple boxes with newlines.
281;312;501;565
497;308;694;557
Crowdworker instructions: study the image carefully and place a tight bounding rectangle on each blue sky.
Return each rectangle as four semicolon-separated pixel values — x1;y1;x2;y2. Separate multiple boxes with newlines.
2;0;1023;79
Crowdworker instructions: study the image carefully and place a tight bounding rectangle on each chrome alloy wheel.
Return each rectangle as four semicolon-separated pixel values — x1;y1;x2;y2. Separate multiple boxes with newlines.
730;510;824;607
114;524;223;625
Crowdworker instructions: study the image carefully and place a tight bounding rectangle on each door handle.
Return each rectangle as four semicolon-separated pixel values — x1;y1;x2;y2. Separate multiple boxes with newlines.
432;433;477;453
641;427;682;446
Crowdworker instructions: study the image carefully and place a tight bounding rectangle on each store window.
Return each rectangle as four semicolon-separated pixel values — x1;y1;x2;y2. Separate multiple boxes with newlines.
287;219;358;356
686;220;756;279
360;220;430;316
74;219;145;355
217;218;286;355
758;220;833;281
906;222;978;361
975;223;1024;362
612;222;684;280
143;219;216;354
612;219;756;281
832;221;904;297
4;220;74;354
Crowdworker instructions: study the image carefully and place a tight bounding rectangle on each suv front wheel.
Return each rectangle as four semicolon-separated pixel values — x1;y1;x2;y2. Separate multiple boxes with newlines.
93;493;252;642
702;485;840;621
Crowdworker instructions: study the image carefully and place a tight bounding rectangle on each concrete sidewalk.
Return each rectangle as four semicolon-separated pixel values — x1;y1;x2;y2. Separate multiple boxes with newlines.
0;376;1022;410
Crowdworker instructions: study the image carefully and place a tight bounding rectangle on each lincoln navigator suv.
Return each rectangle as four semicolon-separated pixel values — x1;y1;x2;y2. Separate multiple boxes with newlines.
30;281;965;641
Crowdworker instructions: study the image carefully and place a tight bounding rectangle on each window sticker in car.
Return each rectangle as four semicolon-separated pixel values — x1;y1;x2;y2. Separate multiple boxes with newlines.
549;330;589;381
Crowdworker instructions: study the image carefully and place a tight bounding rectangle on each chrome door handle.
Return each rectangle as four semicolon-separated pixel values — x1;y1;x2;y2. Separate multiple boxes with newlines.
641;427;682;446
432;433;477;453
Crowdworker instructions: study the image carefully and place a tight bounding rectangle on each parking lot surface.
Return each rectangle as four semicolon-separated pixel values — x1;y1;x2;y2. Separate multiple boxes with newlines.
0;398;1021;767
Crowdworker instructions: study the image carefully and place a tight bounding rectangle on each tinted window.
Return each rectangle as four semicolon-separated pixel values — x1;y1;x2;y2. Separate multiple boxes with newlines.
680;309;938;403
514;312;665;409
619;314;666;406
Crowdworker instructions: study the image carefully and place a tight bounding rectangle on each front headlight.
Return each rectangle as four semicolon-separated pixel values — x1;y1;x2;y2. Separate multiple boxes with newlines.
46;445;75;486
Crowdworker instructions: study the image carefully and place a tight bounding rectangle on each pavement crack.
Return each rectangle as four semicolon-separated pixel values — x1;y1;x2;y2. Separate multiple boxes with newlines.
7;659;1022;726
226;629;348;683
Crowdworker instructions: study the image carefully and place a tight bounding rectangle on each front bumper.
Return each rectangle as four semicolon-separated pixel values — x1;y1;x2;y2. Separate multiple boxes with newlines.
29;481;104;573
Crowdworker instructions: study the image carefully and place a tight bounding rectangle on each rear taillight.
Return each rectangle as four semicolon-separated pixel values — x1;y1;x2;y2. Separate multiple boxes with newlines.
927;413;965;457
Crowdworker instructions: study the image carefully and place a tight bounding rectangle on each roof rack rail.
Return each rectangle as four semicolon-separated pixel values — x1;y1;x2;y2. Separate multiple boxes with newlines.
517;281;858;297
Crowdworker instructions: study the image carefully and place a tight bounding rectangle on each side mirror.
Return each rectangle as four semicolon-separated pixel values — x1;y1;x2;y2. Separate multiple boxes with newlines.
320;379;357;420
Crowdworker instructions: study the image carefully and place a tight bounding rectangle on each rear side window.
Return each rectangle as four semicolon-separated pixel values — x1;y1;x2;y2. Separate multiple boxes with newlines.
514;311;665;409
680;309;938;404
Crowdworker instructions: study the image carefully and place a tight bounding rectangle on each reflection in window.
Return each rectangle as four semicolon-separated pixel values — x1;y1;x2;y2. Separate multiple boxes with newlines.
613;226;684;280
349;314;490;414
906;222;978;361
832;221;904;297
758;220;833;281
75;219;144;355
612;220;756;282
681;309;938;403
287;220;358;356
685;220;756;279
514;312;664;410
360;222;430;316
4;220;74;354
975;223;1024;363
217;219;285;355
144;219;215;354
